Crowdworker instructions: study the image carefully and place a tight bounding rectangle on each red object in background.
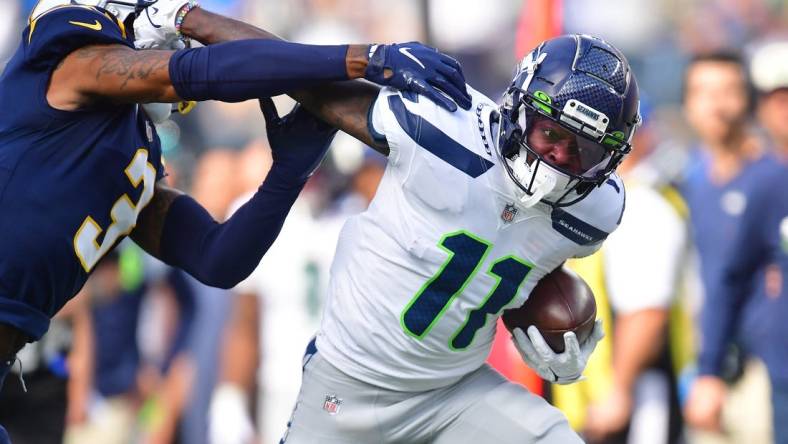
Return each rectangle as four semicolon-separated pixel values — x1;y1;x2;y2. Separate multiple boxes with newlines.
515;0;563;60
487;319;544;396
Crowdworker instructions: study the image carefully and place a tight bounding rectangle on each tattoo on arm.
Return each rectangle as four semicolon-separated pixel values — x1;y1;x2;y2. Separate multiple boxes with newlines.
75;46;171;91
51;45;179;106
130;182;184;259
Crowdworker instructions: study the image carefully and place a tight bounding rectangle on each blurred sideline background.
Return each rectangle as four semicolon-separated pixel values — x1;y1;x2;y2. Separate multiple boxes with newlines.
1;0;787;443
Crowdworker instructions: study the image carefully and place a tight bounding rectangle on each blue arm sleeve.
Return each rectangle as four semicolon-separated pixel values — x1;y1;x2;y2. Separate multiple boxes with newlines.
168;39;349;102
158;168;303;289
698;186;769;376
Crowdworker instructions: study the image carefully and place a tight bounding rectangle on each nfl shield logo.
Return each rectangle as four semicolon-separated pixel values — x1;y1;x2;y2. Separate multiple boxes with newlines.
501;204;518;223
145;121;154;143
323;394;342;415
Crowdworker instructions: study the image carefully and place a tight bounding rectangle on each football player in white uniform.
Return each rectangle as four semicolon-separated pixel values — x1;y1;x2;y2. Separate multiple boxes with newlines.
285;36;639;443
134;7;640;443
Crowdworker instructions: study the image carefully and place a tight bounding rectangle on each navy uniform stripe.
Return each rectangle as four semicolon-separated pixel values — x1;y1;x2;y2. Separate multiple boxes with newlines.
387;95;493;178
551;208;610;245
366;95;387;144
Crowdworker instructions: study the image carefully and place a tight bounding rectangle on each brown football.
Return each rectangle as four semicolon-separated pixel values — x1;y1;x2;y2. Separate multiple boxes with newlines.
502;266;596;353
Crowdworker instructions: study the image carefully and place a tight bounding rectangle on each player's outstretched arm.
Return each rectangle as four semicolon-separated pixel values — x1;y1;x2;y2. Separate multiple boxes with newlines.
131;100;337;288
48;37;358;110
48;45;179;109
169;7;470;153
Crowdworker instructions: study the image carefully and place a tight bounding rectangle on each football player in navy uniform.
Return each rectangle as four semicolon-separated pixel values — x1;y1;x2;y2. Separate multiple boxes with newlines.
0;1;470;440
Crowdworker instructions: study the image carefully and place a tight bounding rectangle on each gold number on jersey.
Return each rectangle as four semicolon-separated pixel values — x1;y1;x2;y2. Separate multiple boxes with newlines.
73;149;156;272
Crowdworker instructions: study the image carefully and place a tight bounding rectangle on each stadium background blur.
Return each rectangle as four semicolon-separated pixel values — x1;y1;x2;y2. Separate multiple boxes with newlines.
1;0;787;443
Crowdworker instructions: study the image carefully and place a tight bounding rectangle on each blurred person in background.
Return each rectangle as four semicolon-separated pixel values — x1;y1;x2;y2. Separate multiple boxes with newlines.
681;51;776;444
63;244;197;444
209;140;385;444
173;147;248;444
0;294;92;444
427;0;518;97
687;40;788;444
552;104;691;444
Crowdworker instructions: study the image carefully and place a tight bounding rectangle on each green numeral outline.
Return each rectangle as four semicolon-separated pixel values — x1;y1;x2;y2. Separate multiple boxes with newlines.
401;230;534;350
400;230;492;339
448;255;534;351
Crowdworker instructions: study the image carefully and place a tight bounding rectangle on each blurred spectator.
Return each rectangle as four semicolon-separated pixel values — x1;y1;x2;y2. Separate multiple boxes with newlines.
691;40;788;444
552;107;691;444
428;0;518;96
209;143;385;444
680;51;775;443
175;146;248;444
190;149;244;220
0;292;92;444
63;245;197;444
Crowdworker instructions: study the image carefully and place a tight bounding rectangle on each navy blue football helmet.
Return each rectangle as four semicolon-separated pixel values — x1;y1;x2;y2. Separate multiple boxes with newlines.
497;34;641;208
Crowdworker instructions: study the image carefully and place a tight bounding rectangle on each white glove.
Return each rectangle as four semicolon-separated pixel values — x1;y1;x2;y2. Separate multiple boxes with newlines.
512;319;605;385
133;0;195;49
208;383;256;444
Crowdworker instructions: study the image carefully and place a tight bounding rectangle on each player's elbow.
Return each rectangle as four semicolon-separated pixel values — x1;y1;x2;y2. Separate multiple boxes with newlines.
194;261;253;290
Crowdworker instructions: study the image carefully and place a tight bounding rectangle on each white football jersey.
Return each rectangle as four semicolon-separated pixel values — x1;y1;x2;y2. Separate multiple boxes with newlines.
315;87;625;392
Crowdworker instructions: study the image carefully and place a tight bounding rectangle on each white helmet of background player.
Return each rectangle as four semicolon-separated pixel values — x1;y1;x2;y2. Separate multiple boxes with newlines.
30;0;155;22
496;34;641;208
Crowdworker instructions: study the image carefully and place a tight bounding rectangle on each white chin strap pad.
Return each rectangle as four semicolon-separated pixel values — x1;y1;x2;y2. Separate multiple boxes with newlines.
511;155;574;208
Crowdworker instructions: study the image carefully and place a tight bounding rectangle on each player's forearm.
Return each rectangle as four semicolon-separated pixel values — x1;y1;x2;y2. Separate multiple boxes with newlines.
180;8;386;150
142;173;305;289
180;7;279;43
50;45;181;109
612;309;669;392
181;8;370;79
297;83;388;153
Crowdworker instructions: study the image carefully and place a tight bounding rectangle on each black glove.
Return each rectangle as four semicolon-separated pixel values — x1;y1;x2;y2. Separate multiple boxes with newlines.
364;42;472;112
259;98;338;185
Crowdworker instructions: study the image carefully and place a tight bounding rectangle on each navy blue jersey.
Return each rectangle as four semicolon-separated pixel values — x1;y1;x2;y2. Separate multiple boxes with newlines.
699;155;788;386
0;5;165;340
681;150;783;375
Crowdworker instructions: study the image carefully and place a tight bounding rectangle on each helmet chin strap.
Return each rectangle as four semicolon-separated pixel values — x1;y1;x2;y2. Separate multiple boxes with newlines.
511;155;555;208
509;151;575;208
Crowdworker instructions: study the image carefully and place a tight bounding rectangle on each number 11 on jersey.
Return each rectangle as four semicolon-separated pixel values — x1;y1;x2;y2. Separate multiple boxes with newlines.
400;231;534;350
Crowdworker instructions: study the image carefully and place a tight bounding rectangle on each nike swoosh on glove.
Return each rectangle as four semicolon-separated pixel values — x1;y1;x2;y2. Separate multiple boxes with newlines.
364;42;472;112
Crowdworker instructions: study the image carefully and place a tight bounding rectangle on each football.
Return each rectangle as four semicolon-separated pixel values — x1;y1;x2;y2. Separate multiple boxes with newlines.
502;266;597;353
